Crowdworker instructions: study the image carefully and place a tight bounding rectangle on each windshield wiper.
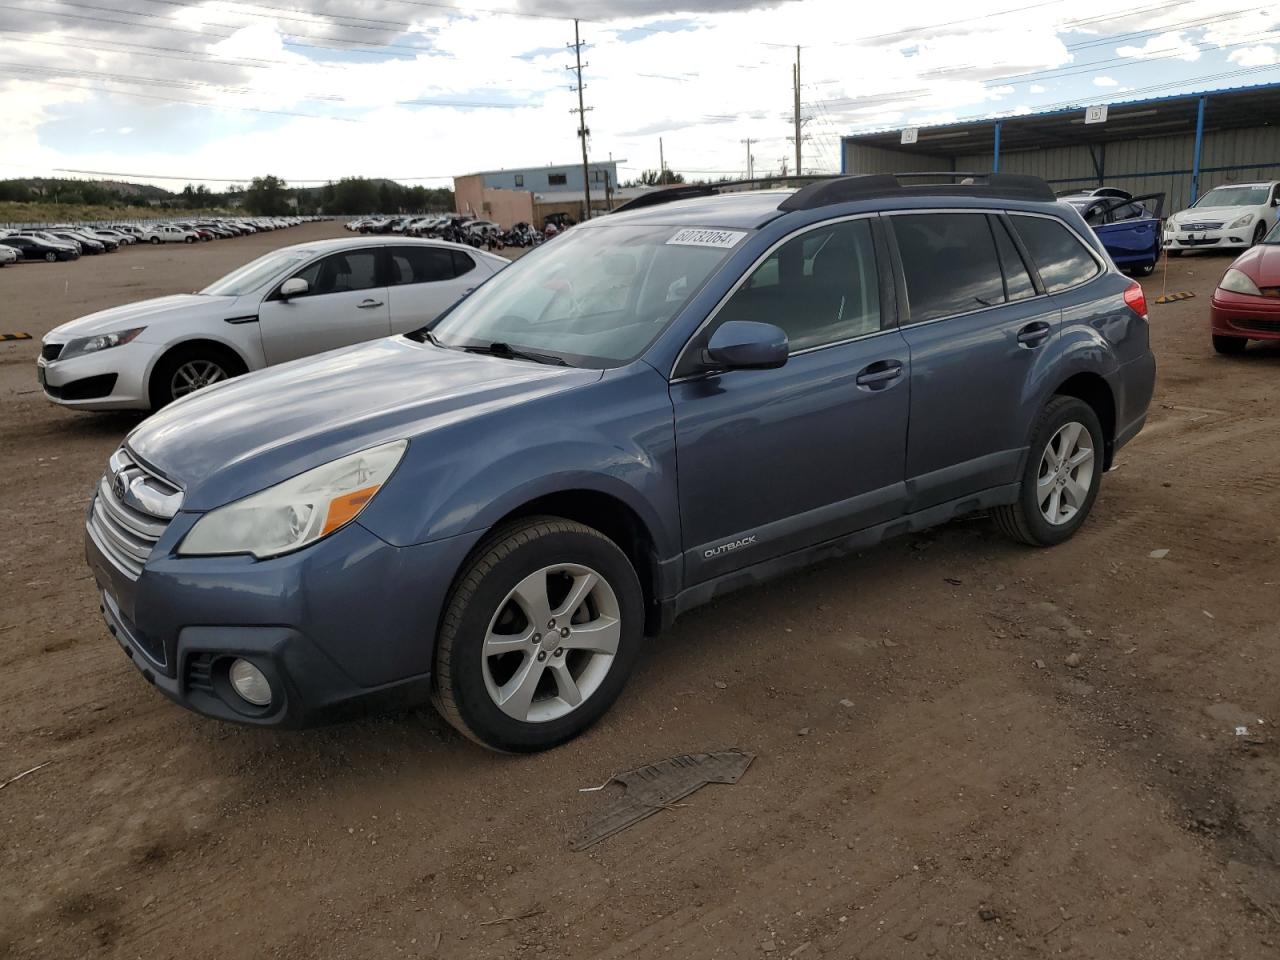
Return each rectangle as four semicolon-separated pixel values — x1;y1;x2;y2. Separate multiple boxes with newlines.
463;341;570;366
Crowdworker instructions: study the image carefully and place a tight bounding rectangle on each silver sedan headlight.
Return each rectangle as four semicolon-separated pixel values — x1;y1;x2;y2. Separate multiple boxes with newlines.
178;440;408;559
59;326;146;361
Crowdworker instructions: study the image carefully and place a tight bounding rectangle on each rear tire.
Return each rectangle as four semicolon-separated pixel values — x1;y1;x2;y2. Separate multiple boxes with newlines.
432;517;644;753
1134;259;1156;277
993;396;1104;547
184;236;195;244
1213;334;1248;355
44;252;56;262
150;237;160;245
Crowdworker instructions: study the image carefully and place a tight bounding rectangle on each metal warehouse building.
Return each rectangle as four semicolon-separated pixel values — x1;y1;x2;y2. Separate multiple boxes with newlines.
840;82;1280;213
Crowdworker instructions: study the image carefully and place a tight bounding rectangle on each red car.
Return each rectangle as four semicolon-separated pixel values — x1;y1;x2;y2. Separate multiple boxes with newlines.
1211;231;1280;354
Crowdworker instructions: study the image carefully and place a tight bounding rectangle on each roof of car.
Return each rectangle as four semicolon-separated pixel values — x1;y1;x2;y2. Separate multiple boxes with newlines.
275;235;508;262
591;189;795;229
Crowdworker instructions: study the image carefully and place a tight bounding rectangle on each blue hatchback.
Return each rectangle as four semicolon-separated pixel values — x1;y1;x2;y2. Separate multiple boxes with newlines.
85;173;1156;751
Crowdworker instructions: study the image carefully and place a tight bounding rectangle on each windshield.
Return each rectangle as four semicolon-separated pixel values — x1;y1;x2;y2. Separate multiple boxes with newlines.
202;248;313;296
1193;185;1270;208
429;223;744;367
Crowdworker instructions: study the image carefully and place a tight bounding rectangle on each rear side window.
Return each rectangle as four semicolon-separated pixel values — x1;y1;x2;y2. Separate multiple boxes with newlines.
1011;215;1101;294
892;213;1005;323
388;246;455;285
713;218;882;353
992;218;1037;302
452;250;476;277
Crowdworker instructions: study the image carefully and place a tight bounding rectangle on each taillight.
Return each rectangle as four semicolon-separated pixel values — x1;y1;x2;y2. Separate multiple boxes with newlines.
1123;280;1147;318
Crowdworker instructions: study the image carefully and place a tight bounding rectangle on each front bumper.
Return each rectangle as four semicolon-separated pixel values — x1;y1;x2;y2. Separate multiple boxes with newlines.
1164;224;1254;251
86;503;484;727
1211;290;1280;340
37;342;151;410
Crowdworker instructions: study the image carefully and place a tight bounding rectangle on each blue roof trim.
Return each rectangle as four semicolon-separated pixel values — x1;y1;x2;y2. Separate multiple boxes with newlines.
841;80;1280;141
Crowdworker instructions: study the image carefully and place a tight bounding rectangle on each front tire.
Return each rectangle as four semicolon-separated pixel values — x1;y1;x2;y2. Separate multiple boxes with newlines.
150;237;160;244
148;343;244;409
993;396;1104;547
1213;334;1248;355
432;517;644;752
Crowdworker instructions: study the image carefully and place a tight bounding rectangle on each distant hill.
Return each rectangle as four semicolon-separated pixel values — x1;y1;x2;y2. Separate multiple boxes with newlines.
0;177;175;205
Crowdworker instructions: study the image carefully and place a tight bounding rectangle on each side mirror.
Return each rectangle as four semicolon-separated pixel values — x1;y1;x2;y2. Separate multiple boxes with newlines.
279;277;309;300
702;320;788;372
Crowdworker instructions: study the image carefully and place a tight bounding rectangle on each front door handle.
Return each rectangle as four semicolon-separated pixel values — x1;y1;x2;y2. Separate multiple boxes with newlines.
1017;321;1051;347
357;299;384;309
855;359;904;389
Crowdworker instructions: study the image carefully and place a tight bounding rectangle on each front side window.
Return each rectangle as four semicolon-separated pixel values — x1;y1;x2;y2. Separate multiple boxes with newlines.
710;218;881;354
430;224;739;367
892;213;1006;323
290;250;380;297
1011;215;1101;294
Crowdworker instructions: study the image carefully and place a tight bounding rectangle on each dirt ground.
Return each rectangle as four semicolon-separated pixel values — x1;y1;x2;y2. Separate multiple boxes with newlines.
1;224;1278;960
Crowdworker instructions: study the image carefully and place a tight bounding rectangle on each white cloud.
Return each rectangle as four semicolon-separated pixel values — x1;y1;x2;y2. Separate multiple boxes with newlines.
1228;45;1280;67
1092;76;1118;87
1029;83;1046;93
1116;31;1201;62
117;127;135;135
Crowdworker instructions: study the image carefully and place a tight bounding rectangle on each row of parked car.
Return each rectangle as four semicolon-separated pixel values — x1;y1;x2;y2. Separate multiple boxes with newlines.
0;216;322;265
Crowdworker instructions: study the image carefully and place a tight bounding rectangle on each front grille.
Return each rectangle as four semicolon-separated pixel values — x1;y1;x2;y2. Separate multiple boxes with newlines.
41;342;63;362
87;448;182;579
1232;318;1280;333
1182;222;1223;230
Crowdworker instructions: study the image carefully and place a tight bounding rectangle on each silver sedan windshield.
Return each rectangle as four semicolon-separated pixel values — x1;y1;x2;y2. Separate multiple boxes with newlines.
202;249;313;297
430;224;744;367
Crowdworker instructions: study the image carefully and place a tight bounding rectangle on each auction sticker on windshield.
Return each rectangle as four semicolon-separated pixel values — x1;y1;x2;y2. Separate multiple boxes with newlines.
667;228;748;248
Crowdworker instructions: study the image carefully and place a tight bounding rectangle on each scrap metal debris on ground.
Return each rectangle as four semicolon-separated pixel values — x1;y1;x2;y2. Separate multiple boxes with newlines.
572;750;754;850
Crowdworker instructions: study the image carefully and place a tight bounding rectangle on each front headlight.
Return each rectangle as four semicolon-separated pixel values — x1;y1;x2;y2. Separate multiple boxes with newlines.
1219;268;1262;297
178;439;408;559
1229;213;1256;229
59;326;146;361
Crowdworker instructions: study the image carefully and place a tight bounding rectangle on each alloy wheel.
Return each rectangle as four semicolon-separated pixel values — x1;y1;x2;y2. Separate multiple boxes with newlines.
170;360;228;398
481;563;621;723
1037;421;1095;526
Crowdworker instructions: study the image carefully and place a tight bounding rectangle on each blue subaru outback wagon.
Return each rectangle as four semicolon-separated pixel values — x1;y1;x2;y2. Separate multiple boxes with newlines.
85;174;1156;751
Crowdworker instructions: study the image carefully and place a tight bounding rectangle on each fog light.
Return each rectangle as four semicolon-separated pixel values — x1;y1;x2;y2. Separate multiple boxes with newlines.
228;658;272;706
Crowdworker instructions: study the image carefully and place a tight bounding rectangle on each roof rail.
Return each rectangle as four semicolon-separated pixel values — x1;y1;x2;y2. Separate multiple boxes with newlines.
611;176;832;213
778;172;1056;211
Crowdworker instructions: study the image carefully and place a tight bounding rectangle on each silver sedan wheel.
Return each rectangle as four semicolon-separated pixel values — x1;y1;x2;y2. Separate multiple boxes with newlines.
1037;421;1095;525
482;563;621;723
171;360;227;398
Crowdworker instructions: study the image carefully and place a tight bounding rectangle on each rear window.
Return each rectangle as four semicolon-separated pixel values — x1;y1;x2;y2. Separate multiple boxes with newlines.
892;213;1007;323
1011;215;1101;294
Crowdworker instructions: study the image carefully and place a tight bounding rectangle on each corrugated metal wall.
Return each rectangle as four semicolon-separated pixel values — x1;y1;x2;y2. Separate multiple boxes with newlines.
842;143;951;175
844;124;1280;214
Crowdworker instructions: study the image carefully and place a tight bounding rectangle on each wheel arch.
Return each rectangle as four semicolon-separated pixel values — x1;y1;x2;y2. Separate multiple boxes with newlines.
1052;371;1117;468
479;489;665;636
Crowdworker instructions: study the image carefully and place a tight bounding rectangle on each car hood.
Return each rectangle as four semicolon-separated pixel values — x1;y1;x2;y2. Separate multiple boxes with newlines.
46;294;240;340
1173;206;1260;223
126;337;603;511
1231;243;1280;283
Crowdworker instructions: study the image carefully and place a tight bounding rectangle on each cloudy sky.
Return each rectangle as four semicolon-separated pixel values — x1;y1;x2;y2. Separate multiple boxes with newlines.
1;0;1278;189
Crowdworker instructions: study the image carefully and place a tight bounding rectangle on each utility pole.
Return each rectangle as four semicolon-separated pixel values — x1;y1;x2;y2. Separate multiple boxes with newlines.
567;19;592;220
740;138;753;179
793;46;802;177
659;137;665;181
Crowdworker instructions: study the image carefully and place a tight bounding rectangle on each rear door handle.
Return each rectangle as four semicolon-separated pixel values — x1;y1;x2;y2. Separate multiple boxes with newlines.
855;359;904;389
357;299;383;309
1017;321;1051;347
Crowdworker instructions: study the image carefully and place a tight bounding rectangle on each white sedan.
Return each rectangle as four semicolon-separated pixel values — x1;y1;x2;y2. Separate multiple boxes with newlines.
141;224;201;244
0;245;17;266
38;237;508;411
1164;181;1280;255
